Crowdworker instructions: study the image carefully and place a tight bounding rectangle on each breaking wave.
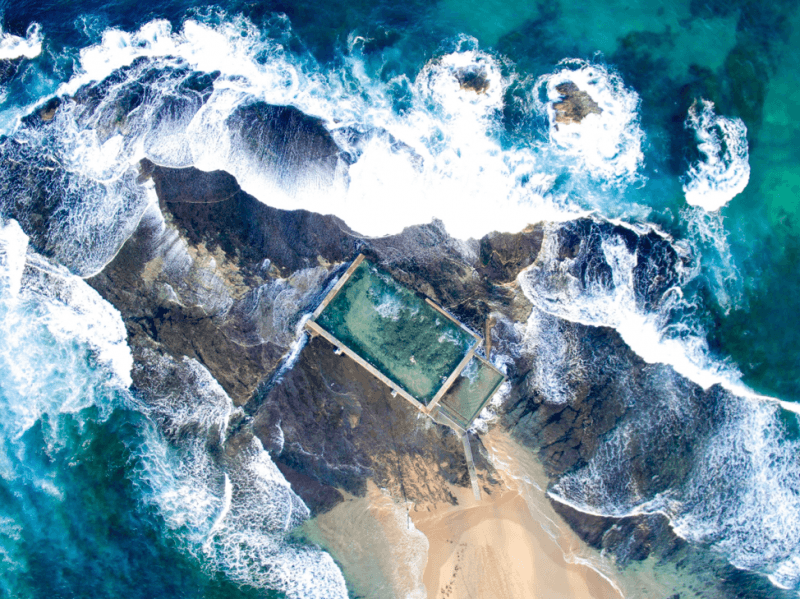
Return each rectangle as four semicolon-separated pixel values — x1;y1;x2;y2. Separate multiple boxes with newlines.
518;220;745;394
549;367;800;591
7;16;610;240
682;99;750;212
535;59;645;183
0;218;345;597
0;218;133;596
0;23;42;61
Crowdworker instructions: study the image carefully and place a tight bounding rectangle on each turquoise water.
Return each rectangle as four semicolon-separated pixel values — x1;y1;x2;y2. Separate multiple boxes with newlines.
0;225;275;598
2;0;800;596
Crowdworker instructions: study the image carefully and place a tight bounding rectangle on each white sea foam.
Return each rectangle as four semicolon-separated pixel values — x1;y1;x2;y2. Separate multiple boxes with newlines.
683;99;750;211
520;306;586;406
548;369;800;592
46;17;588;239
4;100;159;275
535;59;645;183
683;206;743;314
0;220;28;299
518;222;751;397
0;220;132;440
134;353;348;598
0;23;43;61
673;396;800;590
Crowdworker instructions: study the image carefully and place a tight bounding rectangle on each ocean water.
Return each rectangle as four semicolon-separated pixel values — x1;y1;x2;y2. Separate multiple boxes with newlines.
2;0;800;596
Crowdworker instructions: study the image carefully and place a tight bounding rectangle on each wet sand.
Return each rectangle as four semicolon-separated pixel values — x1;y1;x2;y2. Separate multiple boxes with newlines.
411;481;622;599
301;429;629;599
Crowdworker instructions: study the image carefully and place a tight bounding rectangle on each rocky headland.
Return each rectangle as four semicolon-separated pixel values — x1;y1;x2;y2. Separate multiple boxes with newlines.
1;68;791;598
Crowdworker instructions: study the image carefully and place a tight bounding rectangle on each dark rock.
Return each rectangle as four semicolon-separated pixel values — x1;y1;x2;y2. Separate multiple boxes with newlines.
477;225;545;284
251;335;500;507
552;81;602;125
148;160;240;204
275;462;345;516
88;164;358;405
38;97;61;122
226;102;346;195
454;67;490;94
152;164;355;274
548;498;617;548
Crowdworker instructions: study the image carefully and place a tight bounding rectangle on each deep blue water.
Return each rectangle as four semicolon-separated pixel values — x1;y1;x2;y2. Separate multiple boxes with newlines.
2;0;800;596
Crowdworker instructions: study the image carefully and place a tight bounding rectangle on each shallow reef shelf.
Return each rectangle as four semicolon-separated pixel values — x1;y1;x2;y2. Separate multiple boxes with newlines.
305;254;504;431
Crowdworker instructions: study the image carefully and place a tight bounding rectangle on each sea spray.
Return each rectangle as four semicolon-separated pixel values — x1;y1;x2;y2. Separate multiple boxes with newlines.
27;16;585;239
535;59;645;184
517;219;747;394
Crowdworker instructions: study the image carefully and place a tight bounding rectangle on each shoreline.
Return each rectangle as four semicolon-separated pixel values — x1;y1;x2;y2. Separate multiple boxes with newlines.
300;428;631;599
410;462;623;599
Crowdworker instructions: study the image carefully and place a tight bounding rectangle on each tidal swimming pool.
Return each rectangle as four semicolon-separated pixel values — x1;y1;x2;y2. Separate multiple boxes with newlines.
314;256;479;405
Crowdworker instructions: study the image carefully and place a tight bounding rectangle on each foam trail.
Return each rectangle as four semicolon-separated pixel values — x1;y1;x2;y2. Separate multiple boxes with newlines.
0;24;43;61
518;221;757;400
683;205;743;314
0;220;28;298
134;352;348;599
683;100;750;211
548;371;800;591
673;396;800;590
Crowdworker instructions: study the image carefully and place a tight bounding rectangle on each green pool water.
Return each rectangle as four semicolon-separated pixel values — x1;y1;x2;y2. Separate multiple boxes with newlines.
439;357;505;430
315;260;477;404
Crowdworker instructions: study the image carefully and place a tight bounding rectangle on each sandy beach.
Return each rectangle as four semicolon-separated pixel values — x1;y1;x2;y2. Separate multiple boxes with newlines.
411;480;622;599
302;428;628;599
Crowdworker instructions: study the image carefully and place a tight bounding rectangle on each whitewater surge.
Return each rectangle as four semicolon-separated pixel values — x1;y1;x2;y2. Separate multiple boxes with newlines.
507;217;800;590
547;368;800;591
17;16;611;239
518;221;742;392
0;218;134;596
0;23;43;61
0;216;345;597
0;218;132;405
132;351;348;599
535;59;644;183
683;99;750;211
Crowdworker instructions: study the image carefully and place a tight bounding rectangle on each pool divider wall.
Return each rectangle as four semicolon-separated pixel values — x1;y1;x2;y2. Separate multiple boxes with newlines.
425;342;479;413
311;253;366;319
